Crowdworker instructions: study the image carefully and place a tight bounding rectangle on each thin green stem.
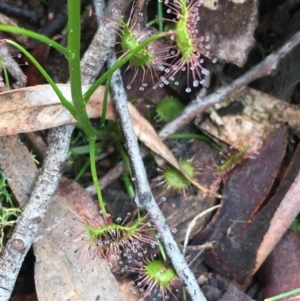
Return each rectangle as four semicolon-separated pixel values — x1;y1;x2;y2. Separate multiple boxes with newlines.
265;288;300;301
113;125;133;178
100;74;112;127
74;161;90;182
67;0;95;141
67;0;106;215
120;172;135;199
5;39;75;116
157;238;167;262
0;25;72;59
89;139;107;216
2;64;10;90
84;32;167;102
157;0;164;32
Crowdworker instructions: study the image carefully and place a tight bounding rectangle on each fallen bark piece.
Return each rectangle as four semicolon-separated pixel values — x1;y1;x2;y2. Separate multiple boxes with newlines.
200;0;258;67
193;125;288;283
219;283;254;301
259;230;300;300
253;142;300;273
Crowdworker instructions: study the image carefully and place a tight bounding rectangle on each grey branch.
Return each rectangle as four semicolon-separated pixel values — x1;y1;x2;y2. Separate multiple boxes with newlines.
107;51;207;301
80;0;133;85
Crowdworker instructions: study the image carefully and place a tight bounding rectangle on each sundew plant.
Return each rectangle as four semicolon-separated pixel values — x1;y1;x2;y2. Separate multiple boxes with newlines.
118;0;215;92
0;0;213;299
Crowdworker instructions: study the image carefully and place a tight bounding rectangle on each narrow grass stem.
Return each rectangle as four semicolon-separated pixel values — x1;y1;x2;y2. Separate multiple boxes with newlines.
265;288;300;301
1;65;10;90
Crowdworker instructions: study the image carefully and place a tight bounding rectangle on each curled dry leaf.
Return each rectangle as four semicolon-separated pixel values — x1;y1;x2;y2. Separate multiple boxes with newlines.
195;87;300;153
0;84;214;195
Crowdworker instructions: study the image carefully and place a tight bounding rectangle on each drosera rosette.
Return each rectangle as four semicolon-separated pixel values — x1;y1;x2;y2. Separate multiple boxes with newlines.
161;0;217;92
127;245;183;301
117;1;172;91
155;96;184;122
154;158;197;196
62;207;158;269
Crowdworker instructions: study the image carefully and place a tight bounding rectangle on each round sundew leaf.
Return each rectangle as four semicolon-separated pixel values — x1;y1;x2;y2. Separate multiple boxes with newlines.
176;18;193;60
179;159;195;178
163;160;195;191
120;21;154;68
145;260;177;287
155;97;184;122
164;167;190;191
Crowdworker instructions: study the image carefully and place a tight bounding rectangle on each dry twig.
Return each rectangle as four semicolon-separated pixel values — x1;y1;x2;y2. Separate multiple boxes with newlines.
107;51;207;301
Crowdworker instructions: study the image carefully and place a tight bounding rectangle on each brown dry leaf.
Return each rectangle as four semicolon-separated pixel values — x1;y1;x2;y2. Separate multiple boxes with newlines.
197;114;272;153
0;84;101;135
0;84;213;194
34;180;124;301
